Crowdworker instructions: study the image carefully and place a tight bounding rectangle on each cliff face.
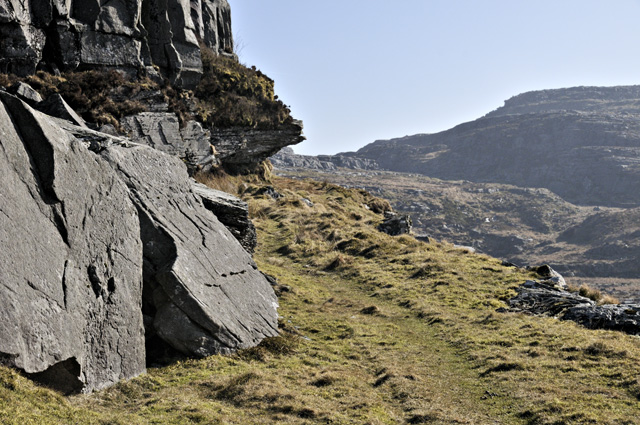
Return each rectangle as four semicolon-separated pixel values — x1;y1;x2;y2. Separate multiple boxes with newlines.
0;0;233;88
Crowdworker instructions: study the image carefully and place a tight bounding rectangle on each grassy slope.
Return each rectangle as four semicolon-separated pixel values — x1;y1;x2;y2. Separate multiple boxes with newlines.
2;176;640;424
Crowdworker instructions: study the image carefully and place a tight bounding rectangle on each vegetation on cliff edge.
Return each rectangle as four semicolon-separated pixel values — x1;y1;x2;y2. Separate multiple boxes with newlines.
0;46;291;131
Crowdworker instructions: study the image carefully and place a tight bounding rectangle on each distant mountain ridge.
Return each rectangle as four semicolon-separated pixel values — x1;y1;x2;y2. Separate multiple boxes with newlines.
354;85;640;207
485;85;640;117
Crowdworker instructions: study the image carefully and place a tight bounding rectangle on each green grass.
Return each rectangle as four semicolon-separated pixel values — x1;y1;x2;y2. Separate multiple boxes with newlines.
2;176;640;424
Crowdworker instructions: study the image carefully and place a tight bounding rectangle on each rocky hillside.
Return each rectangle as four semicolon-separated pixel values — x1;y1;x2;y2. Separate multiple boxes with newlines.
355;86;640;207
485;85;640;117
272;86;640;302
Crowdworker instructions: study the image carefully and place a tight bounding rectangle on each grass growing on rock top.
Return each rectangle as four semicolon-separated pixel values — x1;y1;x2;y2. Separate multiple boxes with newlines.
1;176;640;424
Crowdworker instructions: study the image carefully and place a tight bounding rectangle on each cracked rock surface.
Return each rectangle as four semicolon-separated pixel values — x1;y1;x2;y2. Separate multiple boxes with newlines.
0;92;145;393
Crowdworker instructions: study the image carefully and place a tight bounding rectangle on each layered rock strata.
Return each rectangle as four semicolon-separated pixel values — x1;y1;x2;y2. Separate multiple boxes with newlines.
0;0;233;88
212;120;306;173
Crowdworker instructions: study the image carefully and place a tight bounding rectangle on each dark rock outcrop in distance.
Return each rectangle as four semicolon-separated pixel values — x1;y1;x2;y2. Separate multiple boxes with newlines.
212;121;306;174
355;86;640;208
378;211;412;236
270;147;379;171
0;0;234;88
0;92;279;392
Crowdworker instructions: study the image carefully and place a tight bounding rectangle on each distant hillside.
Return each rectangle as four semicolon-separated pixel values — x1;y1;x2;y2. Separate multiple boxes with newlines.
355;86;640;207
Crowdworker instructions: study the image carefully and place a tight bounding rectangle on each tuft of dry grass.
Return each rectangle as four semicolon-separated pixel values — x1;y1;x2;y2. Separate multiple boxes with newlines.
568;283;620;305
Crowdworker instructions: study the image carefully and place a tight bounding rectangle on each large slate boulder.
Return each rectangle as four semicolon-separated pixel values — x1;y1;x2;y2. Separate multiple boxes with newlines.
0;90;280;392
0;92;145;393
99;143;278;356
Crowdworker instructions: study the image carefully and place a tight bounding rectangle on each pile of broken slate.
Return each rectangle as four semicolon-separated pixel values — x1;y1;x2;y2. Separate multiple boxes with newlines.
503;265;640;335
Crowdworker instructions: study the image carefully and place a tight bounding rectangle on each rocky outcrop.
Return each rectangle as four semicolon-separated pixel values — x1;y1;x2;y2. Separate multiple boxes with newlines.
212;121;306;173
270;147;379;171
485;85;640;118
506;274;640;336
0;92;279;391
192;182;257;254
98;143;278;357
0;0;233;88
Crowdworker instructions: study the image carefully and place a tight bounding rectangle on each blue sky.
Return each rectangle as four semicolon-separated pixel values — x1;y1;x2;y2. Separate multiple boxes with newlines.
231;0;640;155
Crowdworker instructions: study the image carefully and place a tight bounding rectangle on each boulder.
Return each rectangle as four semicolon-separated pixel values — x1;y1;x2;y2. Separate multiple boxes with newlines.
192;182;257;254
527;264;567;289
0;92;145;393
38;94;88;128
507;280;595;317
98;143;278;356
0;91;280;392
8;82;42;105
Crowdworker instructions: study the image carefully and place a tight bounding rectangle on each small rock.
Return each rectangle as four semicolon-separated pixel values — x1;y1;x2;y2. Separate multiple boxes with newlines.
8;82;42;105
378;211;412;236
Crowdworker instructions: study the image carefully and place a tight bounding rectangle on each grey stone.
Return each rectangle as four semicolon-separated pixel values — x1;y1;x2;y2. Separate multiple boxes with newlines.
508;280;594;317
8;82;42;105
0;92;145;393
211;120;305;173
99;143;279;356
195;0;234;56
527;264;567;289
192;182;257;253
562;304;640;334
506;279;640;336
0;0;234;87
121;113;215;172
38;94;88;128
